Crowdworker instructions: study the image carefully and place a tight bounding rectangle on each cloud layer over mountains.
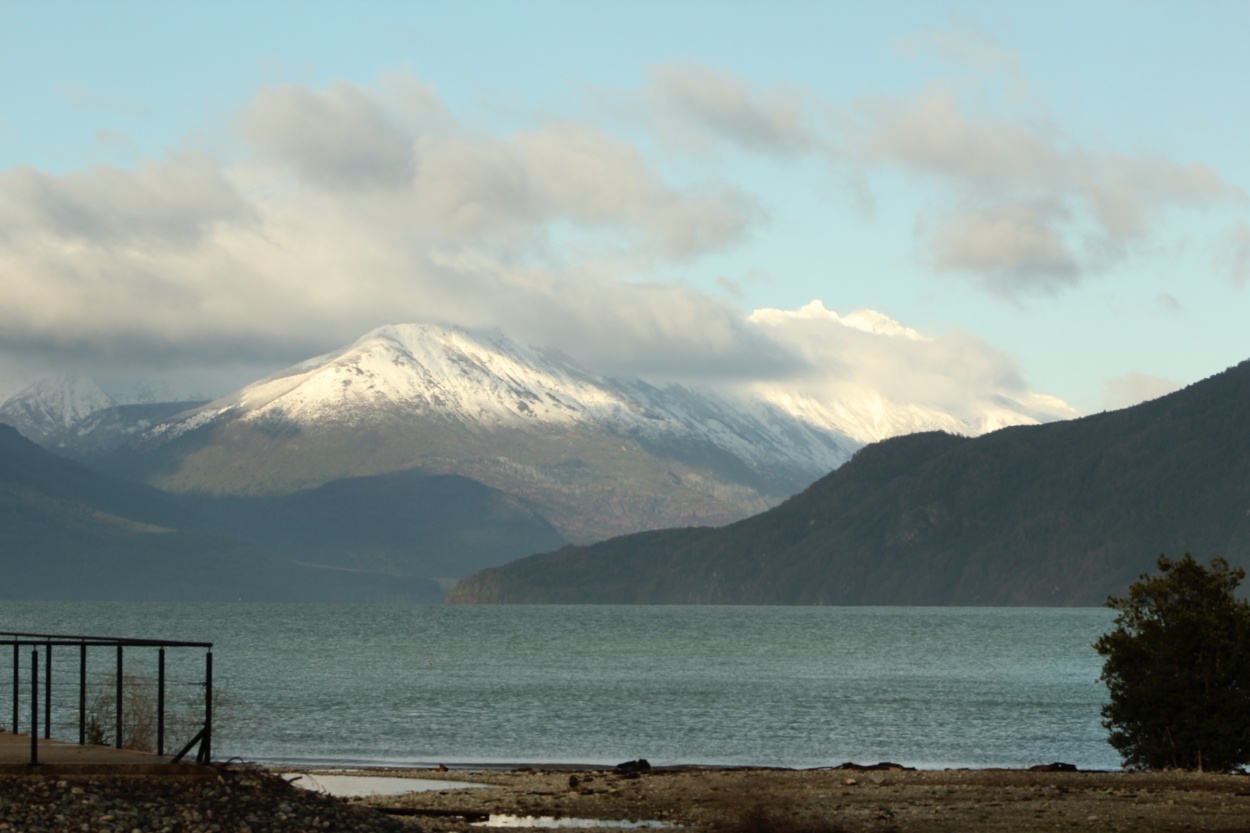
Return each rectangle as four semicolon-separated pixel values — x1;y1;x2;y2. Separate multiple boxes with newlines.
2;48;1242;410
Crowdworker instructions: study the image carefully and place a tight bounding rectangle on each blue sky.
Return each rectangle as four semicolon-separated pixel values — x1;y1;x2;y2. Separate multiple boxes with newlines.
1;0;1247;416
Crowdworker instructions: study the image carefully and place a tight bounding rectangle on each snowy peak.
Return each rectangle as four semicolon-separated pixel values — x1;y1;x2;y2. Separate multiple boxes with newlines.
120;323;862;542
149;319;1079;475
189;322;635;430
0;372;116;445
98;321;1082;545
146;323;859;485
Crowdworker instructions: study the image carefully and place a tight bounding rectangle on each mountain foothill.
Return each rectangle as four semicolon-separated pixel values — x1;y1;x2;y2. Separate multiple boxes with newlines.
3;323;1243;605
448;358;1250;606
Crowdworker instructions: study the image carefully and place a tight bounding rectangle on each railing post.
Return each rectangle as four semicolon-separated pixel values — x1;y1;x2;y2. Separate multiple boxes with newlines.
1;634;212;757
79;644;87;745
115;644;123;750
157;648;166;756
43;644;51;739
30;649;38;765
200;651;213;764
11;642;18;735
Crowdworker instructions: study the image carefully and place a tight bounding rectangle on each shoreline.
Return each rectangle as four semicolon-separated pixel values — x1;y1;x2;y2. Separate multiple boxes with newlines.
268;761;1125;776
255;756;1123;774
318;762;1250;833
3;758;1249;832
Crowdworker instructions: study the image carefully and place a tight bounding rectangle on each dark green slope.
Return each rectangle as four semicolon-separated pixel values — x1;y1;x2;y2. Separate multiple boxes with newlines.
449;359;1250;606
184;469;567;580
0;425;441;602
97;411;783;545
0;421;206;531
446;527;713;603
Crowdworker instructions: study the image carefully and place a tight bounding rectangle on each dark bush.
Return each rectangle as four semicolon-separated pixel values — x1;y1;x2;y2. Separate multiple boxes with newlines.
1095;553;1250;771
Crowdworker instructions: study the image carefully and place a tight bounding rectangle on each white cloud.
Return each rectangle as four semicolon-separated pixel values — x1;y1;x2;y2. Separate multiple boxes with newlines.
0;75;767;385
243;83;417;191
238;79;762;259
645;55;1246;301
3;43;1234;419
850;86;1245;297
895;25;1023;81
929;200;1080;297
856;87;1059;187
647;64;821;156
1101;372;1182;411
405;123;759;256
0;154;250;247
743;300;1077;441
1228;223;1250;287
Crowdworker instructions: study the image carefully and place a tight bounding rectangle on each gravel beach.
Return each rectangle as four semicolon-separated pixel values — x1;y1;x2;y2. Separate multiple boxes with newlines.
5;762;1250;833
343;763;1250;833
0;765;404;833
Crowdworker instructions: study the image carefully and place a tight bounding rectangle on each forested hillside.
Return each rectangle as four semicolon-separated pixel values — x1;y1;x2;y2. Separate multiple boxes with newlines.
449;360;1250;606
0;424;442;602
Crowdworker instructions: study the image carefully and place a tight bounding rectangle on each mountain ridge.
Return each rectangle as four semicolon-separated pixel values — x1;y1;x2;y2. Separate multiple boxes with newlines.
1;319;1087;592
448;358;1250;606
97;323;859;542
0;423;444;602
0;372;116;447
89;321;1071;544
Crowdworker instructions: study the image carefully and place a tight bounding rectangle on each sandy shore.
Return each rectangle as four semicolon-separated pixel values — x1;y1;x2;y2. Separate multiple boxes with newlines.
316;763;1250;833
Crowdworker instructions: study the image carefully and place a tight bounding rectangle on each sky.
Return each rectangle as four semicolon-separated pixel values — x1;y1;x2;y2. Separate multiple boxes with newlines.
1;0;1247;417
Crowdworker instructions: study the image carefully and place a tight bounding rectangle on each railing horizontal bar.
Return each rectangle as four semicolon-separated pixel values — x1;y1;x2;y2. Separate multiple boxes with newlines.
1;634;211;648
5;629;213;764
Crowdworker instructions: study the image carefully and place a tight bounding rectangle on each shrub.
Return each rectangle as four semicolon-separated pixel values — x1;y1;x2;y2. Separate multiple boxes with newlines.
1095;553;1250;771
85;671;217;754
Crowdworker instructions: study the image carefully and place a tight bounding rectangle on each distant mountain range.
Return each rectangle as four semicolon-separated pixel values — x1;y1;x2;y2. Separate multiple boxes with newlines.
0;424;443;602
447;359;1250;606
96;323;858;543
1;320;1079;601
94;323;1073;542
0;372;118;447
0;372;207;460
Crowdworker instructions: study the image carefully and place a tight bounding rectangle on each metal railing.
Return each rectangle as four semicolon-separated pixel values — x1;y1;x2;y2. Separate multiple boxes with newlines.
2;631;213;765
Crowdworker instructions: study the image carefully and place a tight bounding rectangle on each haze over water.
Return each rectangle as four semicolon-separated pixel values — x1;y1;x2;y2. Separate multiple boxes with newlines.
1;603;1119;770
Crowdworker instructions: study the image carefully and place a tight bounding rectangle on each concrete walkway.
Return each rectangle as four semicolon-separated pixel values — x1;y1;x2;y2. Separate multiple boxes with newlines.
0;730;203;774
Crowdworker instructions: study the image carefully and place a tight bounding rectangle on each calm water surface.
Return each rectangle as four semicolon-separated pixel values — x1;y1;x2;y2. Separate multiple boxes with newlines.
0;603;1119;770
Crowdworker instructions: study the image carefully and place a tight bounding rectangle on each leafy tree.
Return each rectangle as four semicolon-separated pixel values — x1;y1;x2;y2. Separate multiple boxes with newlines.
1095;553;1250;771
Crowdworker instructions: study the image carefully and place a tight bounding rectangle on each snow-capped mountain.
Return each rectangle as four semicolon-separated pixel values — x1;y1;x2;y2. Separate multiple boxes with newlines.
11;321;1078;544
108;322;1073;544
59;400;208;459
144;323;855;483
115;324;859;543
0;372;116;447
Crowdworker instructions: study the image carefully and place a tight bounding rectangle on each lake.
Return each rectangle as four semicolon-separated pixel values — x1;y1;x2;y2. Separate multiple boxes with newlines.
0;602;1120;770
